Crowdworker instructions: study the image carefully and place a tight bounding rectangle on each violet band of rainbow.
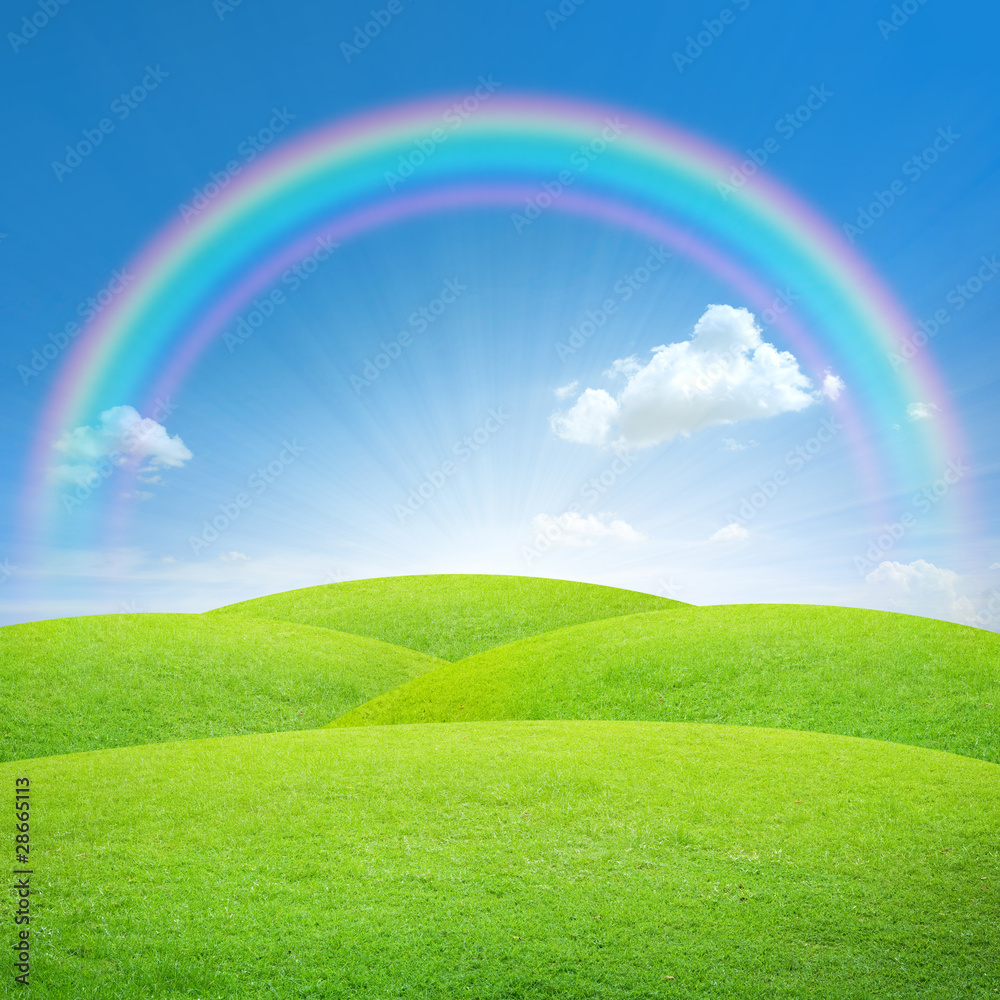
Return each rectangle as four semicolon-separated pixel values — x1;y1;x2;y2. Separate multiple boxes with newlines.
26;93;968;551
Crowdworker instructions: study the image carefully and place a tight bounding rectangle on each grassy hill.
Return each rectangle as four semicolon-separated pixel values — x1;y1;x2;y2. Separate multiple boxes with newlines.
7;721;997;999
208;574;683;660
0;613;441;762
331;604;1000;763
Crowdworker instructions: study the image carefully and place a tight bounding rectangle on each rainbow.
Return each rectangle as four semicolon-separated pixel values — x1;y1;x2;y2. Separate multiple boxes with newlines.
26;93;966;547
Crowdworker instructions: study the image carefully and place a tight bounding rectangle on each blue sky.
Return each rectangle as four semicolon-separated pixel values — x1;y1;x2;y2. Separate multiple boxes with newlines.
1;0;998;625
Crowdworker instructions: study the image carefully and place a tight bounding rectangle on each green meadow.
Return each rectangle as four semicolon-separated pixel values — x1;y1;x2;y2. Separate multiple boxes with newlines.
209;573;682;660
2;574;997;999
0;612;441;761
333;603;1000;762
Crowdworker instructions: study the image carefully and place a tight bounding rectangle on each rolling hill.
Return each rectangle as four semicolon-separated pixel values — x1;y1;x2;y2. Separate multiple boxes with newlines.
331;603;1000;762
0;612;441;761
208;573;684;660
6;721;996;998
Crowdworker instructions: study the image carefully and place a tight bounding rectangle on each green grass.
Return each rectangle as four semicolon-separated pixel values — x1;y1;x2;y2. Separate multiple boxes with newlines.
331;604;1000;762
0;613;441;762
6;721;997;999
208;574;683;660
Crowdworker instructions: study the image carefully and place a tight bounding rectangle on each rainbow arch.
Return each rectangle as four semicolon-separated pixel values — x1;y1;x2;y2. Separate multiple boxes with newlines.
26;93;965;545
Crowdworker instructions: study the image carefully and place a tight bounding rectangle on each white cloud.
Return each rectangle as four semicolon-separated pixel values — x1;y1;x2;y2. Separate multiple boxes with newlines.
220;551;250;563
721;437;758;451
907;402;939;421
531;511;645;547
550;387;620;447
554;380;578;400
709;522;749;543
865;559;977;624
822;372;845;400
991;562;1000;570
604;356;642;379
54;405;192;486
551;305;831;449
121;490;155;502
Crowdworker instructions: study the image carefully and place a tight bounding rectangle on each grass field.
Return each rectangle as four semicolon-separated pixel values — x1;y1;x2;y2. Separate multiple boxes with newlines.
5;574;998;998
4;721;997;999
332;603;1000;763
209;574;683;660
0;612;441;761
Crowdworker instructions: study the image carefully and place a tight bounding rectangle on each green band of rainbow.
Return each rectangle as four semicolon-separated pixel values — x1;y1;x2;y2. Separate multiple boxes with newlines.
27;94;967;549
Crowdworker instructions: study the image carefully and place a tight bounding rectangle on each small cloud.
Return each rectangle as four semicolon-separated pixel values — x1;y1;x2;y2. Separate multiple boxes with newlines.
866;559;977;624
162;556;176;563
604;356;642;379
554;380;578;400
531;511;645;547
53;405;192;485
121;490;155;502
990;562;1000;570
721;437;758;451
907;402;940;421
709;522;749;543
551;305;821;450
220;551;250;563
822;372;845;400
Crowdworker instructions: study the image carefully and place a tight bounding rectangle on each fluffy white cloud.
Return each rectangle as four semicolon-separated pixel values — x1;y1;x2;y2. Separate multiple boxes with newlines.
991;562;1000;570
220;551;250;563
865;559;978;624
551;305;831;449
907;401;939;421
53;405;193;486
531;511;645;547
822;372;845;400
709;522;749;543
554;380;578;400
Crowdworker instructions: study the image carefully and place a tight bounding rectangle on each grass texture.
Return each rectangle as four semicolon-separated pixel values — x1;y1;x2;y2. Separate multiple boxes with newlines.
331;604;1000;762
209;574;683;660
0;613;440;762
5;721;997;999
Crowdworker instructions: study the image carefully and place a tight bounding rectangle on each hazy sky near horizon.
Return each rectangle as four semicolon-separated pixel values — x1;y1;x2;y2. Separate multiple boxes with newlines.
1;0;998;626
